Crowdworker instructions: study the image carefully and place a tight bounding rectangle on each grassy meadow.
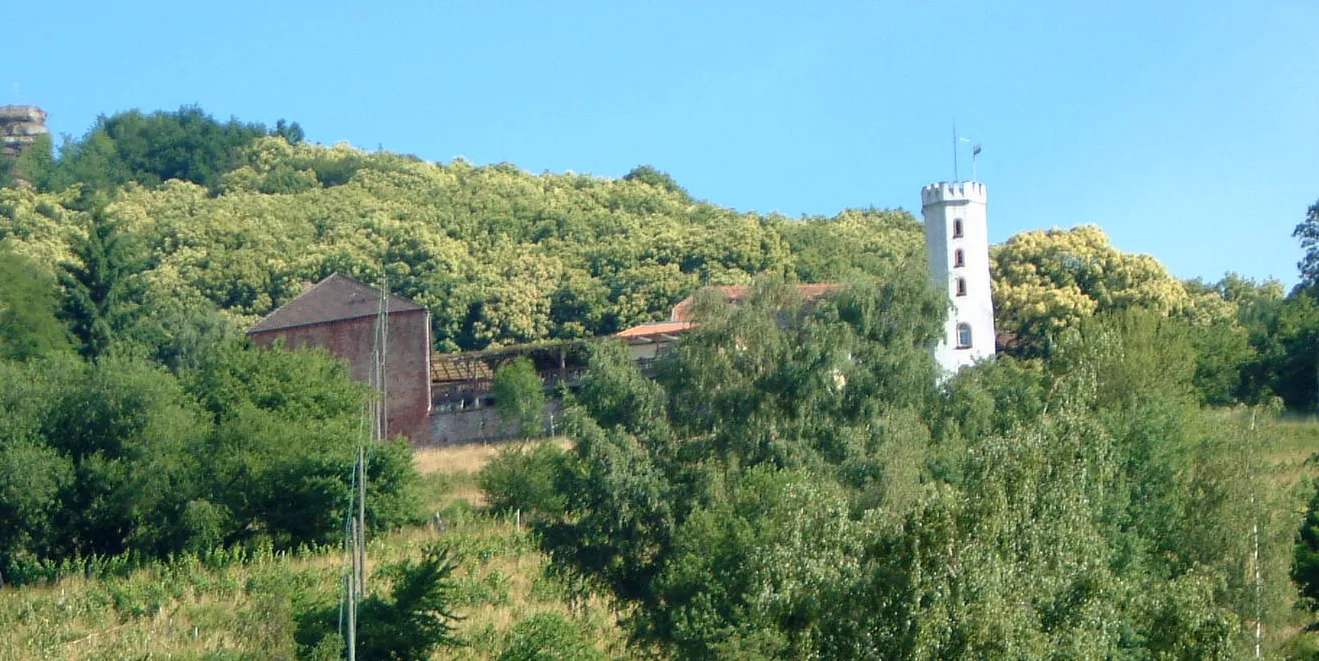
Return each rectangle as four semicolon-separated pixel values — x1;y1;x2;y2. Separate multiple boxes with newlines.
0;441;625;661
4;415;1319;660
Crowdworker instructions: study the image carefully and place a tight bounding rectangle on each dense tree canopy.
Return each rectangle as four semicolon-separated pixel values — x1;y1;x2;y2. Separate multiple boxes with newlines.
1;133;923;353
1294;199;1319;289
5;103;1319;657
57;212;149;360
0;342;419;583
0;249;70;360
517;275;1297;659
991;225;1194;349
10;106;298;193
990;224;1296;406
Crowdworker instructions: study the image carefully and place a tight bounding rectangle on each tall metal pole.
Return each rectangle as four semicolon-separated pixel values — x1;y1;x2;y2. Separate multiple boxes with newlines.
380;271;389;441
357;442;366;595
1251;410;1262;659
952;122;959;182
346;270;391;660
347;517;358;661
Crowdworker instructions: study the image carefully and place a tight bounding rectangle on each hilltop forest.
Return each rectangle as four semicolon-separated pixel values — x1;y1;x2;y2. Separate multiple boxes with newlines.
3;106;1319;659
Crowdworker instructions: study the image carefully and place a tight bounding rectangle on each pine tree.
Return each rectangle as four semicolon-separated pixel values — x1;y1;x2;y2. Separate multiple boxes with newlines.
58;212;147;360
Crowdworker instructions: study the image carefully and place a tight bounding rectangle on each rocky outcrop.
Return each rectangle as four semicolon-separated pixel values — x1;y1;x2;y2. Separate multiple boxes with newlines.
0;105;49;157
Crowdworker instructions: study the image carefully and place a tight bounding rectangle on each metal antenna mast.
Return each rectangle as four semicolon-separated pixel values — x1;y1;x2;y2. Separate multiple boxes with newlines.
954;121;965;182
953;122;981;182
345;269;390;661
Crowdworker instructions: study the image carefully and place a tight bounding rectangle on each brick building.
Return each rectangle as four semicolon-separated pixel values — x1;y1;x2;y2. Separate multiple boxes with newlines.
615;283;839;362
247;278;841;446
247;274;432;443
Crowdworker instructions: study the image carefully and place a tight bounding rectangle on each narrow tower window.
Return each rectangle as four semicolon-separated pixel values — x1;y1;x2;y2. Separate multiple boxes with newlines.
953;249;965;268
953;218;964;238
955;278;967;297
956;323;972;349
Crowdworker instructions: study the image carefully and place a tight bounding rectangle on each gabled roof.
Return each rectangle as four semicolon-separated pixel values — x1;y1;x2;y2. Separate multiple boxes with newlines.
615;284;838;341
431;358;494;383
247;273;426;335
615;321;693;339
670;283;839;321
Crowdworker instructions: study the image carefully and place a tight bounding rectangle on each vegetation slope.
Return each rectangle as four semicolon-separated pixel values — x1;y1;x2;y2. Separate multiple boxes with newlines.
2;106;1319;659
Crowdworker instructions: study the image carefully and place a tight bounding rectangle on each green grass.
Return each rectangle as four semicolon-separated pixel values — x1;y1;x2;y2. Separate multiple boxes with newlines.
1265;413;1319;465
10;418;1319;660
0;442;626;661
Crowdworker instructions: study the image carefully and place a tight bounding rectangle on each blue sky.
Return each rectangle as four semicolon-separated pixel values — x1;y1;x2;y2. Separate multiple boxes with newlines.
11;1;1317;286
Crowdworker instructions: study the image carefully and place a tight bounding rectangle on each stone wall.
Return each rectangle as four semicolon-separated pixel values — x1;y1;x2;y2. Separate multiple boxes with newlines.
0;105;49;157
427;401;563;446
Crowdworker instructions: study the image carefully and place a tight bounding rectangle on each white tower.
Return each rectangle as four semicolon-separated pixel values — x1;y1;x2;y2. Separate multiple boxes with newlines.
922;180;995;373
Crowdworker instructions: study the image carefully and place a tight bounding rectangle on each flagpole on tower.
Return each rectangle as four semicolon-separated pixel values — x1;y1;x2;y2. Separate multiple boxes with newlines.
952;122;959;182
972;143;982;181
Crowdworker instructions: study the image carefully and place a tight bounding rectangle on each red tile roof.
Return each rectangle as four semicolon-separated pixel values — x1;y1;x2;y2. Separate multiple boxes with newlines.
247;273;426;334
614;321;694;339
670;283;839;321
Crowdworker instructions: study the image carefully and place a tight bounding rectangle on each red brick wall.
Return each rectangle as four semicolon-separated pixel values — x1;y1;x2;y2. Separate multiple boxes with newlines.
249;309;432;443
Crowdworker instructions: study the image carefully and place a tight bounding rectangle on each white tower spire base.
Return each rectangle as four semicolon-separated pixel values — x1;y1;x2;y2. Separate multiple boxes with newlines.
922;180;996;374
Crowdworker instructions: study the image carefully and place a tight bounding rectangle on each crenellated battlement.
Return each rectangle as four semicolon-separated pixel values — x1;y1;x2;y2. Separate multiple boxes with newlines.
921;180;987;206
919;177;995;375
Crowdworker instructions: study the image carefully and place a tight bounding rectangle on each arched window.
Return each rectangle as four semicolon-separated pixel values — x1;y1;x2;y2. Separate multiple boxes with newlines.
953;249;965;268
953;218;964;238
955;278;967;297
956;323;972;348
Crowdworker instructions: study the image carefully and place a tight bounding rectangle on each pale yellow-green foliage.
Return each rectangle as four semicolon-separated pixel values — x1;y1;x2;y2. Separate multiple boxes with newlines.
1182;285;1239;327
992;224;1213;340
3;137;902;351
0;186;88;273
6;137;1234;355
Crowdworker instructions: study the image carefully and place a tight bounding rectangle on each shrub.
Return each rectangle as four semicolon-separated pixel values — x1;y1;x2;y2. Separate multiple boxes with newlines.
478;442;567;518
297;545;463;661
494;357;547;439
499;612;605;661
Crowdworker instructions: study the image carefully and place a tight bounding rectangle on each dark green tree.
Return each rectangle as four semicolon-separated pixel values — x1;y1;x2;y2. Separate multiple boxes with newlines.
298;545;463;660
186;340;420;548
89;106;269;188
22;106;293;192
535;275;950;653
0;250;71;360
7;134;57;189
1275;296;1319;410
1295;199;1319;289
58;212;148;360
478;441;568;518
0;338;423;582
20;356;208;563
0;153;13;188
623;165;691;201
356;545;464;660
273;118;306;145
493;357;546;438
46;131;132;193
1297;484;1319;613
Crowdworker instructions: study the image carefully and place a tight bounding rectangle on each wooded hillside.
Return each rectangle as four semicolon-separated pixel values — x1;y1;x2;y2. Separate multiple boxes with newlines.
4;106;1319;660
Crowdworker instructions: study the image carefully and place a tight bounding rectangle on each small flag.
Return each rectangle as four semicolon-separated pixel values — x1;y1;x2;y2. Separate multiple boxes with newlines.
972;144;982;157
